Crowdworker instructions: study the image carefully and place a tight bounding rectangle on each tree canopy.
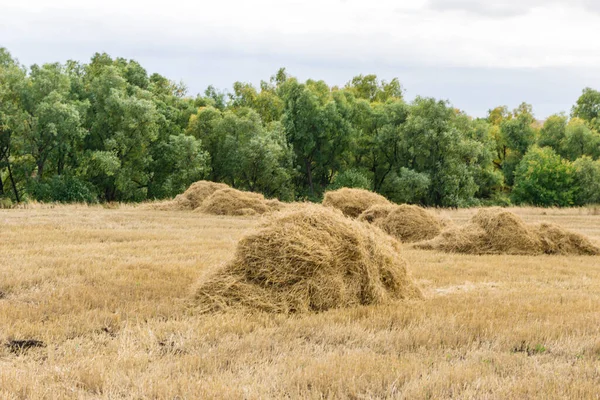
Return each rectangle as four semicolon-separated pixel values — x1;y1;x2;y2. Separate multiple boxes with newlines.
1;47;599;207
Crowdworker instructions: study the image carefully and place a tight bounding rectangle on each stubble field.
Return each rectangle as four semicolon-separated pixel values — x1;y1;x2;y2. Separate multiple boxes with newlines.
1;205;600;399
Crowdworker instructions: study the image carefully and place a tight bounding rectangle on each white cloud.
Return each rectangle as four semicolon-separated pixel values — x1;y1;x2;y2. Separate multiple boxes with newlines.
427;0;600;17
2;0;599;70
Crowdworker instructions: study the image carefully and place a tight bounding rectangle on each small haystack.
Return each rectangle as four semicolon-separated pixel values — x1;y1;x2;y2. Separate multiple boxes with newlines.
195;204;422;313
416;208;600;255
536;223;600;255
322;188;391;218
359;204;443;243
146;180;229;211
197;188;276;216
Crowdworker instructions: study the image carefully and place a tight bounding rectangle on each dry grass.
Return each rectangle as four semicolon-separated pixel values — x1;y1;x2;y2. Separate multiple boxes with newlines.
417;208;600;255
196;188;280;216
1;205;600;399
144;180;229;211
145;181;286;216
322;188;391;218
195;204;421;313
359;204;444;243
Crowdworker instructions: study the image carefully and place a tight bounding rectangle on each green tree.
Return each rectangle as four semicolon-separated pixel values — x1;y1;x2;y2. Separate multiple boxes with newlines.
0;48;29;202
512;146;575;206
380;167;430;204
398;97;478;206
572;156;600;205
560;118;600;160
238;122;294;199
23;89;87;179
229;81;284;123
282;79;354;197
345;74;403;102
351;98;410;192
186;106;224;179
27;174;97;203
19;63;88;180
328;168;372;191
203;85;228;110
572;87;600;129
454;116;504;200
147;134;209;198
497;104;536;185
83;65;159;201
187;106;292;197
538;114;567;152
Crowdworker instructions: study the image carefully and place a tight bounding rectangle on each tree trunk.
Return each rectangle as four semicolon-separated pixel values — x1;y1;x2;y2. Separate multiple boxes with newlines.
37;158;45;180
7;160;20;203
305;158;314;195
375;165;393;193
57;148;65;175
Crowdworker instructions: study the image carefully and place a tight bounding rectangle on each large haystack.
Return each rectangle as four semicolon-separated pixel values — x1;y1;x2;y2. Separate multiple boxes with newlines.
146;180;229;211
359;204;443;243
195;205;422;313
415;208;600;255
322;188;391;218
197;188;274;216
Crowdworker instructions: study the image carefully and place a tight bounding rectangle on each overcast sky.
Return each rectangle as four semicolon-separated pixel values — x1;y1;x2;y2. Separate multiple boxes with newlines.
1;0;599;118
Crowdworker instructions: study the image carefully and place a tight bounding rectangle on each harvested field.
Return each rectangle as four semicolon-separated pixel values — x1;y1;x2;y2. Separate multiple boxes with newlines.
322;188;391;218
1;205;600;398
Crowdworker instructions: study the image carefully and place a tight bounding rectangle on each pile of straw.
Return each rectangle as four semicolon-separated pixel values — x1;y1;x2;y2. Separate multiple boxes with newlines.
322;188;391;218
416;208;600;255
195;204;423;313
359;204;443;243
144;180;286;215
197;188;283;216
145;181;229;211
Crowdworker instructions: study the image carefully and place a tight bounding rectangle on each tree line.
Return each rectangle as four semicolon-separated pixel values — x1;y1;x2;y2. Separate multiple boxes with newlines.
1;47;599;207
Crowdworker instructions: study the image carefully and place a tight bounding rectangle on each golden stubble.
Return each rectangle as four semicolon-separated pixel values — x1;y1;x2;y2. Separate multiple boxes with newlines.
1;205;600;399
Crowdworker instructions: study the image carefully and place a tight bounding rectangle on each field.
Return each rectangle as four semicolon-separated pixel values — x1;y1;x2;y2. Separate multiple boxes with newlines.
1;205;600;399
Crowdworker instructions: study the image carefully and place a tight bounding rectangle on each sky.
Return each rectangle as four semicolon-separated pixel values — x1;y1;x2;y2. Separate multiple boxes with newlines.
1;0;599;118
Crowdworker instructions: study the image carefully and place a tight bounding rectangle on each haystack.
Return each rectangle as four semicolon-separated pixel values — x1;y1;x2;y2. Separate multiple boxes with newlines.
415;208;600;255
359;204;443;243
195;204;422;313
197;188;272;216
322;188;391;218
536;223;600;255
146;180;229;211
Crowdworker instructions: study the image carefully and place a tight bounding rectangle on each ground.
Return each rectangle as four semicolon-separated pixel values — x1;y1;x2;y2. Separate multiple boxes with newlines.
1;205;600;399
